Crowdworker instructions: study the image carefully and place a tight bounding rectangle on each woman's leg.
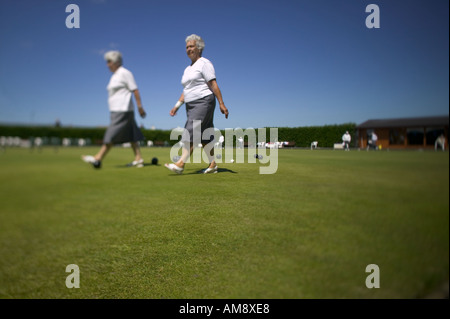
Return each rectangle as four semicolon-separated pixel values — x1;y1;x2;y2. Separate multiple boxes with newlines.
205;143;216;168
130;142;143;161
175;143;216;169
95;143;112;161
176;144;193;168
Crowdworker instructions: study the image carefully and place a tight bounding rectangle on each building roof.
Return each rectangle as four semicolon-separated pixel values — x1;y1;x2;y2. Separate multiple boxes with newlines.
357;115;449;129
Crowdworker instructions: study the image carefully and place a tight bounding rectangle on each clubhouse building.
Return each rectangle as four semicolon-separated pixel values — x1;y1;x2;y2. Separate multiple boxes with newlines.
356;115;449;150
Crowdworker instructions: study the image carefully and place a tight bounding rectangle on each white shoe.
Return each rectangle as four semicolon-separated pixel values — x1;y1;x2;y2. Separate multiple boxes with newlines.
127;159;144;168
81;155;101;169
82;155;96;163
164;163;184;174
203;165;218;174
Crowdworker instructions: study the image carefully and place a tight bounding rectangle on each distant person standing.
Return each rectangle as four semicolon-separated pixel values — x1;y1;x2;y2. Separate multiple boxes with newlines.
367;132;378;151
82;51;147;169
372;132;378;150
342;131;351;151
435;133;446;151
216;134;224;149
166;34;229;174
238;136;244;149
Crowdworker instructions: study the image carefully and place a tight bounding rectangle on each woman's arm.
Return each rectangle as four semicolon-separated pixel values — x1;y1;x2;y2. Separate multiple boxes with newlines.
170;93;185;117
133;89;146;118
208;79;229;119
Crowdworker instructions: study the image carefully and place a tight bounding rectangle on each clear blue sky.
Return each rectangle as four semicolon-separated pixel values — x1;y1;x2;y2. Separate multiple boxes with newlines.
0;0;448;130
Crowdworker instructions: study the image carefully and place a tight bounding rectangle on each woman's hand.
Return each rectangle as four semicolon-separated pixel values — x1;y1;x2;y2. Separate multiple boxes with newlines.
138;106;146;118
208;80;229;119
170;94;184;117
170;107;178;117
133;90;146;118
219;103;229;119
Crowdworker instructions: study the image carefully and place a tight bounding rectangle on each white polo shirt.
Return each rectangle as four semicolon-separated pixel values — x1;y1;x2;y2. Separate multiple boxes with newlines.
181;57;216;103
372;133;378;142
342;133;351;142
106;66;138;112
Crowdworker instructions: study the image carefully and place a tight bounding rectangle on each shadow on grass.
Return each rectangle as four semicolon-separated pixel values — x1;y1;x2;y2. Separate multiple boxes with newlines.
114;163;238;175
166;167;238;176
190;167;238;175
115;163;161;168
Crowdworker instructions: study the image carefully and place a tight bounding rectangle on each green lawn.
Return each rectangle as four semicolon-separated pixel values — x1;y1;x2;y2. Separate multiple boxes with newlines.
0;146;448;299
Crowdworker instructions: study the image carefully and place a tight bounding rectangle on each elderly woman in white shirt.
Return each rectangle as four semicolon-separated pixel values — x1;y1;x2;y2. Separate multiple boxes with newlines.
165;34;229;174
82;51;147;169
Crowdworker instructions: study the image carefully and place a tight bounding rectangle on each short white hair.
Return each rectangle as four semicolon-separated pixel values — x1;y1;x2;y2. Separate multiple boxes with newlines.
185;34;205;52
104;50;122;65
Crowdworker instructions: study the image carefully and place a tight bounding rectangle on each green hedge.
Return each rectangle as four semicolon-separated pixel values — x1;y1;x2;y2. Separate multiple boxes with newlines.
275;123;357;147
231;123;357;148
0;123;357;148
0;125;105;142
0;125;175;146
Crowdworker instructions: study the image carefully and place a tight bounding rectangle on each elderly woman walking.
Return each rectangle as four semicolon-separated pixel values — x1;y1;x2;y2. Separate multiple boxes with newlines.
82;51;147;169
165;34;229;174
